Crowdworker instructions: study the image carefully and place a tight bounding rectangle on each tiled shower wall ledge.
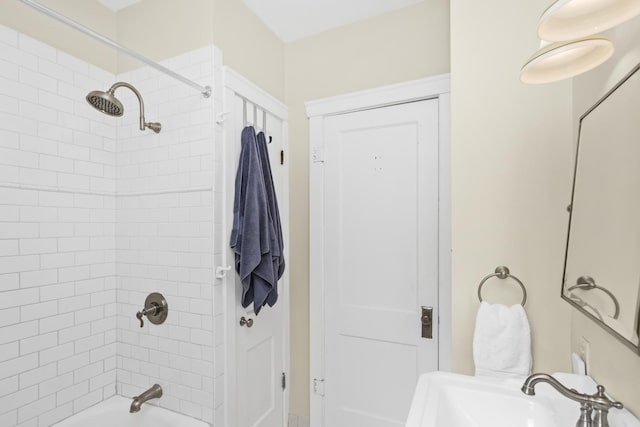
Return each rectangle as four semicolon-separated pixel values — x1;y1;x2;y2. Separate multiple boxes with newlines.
0;22;220;427
0;183;213;197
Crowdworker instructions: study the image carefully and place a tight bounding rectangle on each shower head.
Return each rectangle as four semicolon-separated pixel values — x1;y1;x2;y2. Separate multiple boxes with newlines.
86;89;123;117
86;81;161;133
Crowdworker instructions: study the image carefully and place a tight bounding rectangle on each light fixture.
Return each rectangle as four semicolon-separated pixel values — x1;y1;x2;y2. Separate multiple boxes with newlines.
538;0;640;42
520;36;615;84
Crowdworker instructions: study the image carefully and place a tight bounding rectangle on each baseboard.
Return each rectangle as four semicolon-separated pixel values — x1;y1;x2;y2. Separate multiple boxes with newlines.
288;414;310;427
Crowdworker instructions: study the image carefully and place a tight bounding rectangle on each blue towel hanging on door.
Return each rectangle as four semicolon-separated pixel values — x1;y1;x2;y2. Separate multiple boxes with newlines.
230;126;285;314
256;130;285;281
257;130;285;306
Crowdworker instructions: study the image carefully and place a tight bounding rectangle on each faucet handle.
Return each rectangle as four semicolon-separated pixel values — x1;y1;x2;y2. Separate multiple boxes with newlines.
136;311;144;328
594;385;623;409
591;385;623;427
136;304;159;328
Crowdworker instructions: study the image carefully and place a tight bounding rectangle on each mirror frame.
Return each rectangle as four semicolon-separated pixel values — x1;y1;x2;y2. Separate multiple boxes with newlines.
562;61;640;355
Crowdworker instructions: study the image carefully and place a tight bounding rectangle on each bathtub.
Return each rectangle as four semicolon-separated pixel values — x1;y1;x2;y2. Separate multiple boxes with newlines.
52;396;210;427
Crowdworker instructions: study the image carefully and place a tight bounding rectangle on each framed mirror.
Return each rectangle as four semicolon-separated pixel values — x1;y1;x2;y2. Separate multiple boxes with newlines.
562;61;640;353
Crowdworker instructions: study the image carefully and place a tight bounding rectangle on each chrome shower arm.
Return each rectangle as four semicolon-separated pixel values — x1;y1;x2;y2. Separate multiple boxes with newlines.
109;82;147;131
108;82;161;133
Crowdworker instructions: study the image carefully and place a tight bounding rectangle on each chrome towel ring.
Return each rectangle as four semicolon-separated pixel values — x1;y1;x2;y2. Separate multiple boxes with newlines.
477;266;527;306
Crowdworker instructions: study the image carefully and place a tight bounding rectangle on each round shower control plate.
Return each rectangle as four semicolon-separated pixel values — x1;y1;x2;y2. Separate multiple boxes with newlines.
144;292;168;325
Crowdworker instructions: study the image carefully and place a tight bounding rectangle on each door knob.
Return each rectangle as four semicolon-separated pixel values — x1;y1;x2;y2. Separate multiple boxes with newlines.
239;316;254;328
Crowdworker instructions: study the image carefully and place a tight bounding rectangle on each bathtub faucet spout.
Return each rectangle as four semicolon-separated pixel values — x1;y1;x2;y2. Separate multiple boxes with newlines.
130;384;162;413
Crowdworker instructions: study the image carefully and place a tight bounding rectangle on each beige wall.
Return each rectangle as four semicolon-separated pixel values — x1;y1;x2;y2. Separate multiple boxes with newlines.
284;1;450;417
213;0;285;101
571;17;640;417
117;0;286;100
450;0;573;376
1;0;285;100
0;0;118;72
115;0;214;72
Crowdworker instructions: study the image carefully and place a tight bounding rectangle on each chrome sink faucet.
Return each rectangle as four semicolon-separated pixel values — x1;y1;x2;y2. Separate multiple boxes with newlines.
521;373;623;427
130;384;163;413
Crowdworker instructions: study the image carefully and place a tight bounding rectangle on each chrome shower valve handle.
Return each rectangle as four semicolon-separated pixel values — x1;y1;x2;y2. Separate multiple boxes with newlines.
136;305;159;328
135;293;168;328
136;310;143;328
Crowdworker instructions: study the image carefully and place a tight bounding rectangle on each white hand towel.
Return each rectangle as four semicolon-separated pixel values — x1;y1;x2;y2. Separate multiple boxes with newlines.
473;301;532;378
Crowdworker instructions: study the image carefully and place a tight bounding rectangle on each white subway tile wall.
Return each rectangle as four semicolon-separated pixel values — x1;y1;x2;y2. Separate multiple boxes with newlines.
114;46;217;425
0;26;118;427
0;23;220;427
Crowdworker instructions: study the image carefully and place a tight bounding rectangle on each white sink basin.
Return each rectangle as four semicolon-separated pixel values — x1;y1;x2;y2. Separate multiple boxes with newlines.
406;372;640;427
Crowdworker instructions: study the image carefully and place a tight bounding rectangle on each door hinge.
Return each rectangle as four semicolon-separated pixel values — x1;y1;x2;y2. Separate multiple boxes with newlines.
282;372;286;390
280;150;284;165
313;378;325;396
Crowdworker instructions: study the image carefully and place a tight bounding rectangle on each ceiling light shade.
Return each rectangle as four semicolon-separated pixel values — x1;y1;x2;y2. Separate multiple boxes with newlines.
538;0;640;41
520;36;615;84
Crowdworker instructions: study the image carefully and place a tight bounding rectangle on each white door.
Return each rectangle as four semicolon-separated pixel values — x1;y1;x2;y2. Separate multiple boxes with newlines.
227;91;287;427
320;100;440;427
236;278;284;427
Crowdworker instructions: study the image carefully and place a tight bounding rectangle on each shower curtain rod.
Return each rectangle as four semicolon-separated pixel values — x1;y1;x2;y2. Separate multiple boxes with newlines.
18;0;212;98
